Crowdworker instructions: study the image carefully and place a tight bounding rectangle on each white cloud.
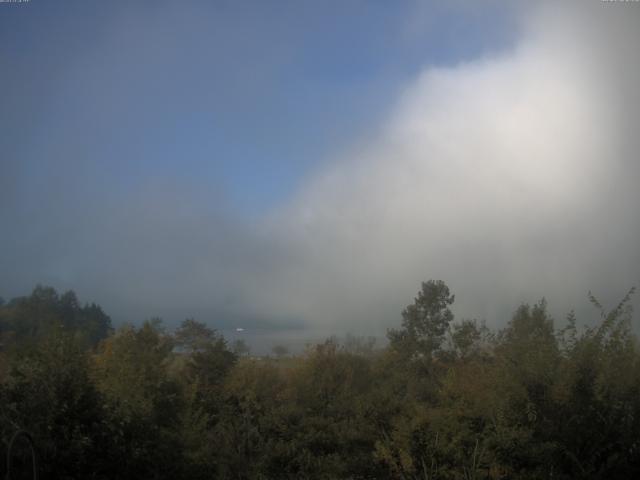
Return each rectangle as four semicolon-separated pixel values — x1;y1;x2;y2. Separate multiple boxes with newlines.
244;2;640;333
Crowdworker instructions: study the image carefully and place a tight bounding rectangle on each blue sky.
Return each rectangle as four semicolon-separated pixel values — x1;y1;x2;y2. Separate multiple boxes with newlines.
1;0;517;214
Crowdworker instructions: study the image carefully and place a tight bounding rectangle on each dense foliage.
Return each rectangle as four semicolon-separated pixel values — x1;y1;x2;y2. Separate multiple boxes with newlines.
1;281;639;479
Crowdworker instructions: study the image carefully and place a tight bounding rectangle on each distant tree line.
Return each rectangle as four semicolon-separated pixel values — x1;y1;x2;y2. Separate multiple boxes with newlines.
0;281;638;479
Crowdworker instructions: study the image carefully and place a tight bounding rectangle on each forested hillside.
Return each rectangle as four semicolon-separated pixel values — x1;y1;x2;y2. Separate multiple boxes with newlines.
1;281;638;479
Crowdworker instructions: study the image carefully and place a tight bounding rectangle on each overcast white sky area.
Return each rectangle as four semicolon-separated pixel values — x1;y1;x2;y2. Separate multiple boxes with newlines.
1;1;639;340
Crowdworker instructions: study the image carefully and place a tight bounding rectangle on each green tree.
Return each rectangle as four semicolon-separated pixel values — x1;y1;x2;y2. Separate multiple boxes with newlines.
172;318;237;476
0;286;111;349
207;359;286;479
0;332;111;479
450;319;489;361
174;318;215;352
388;280;455;360
93;320;183;479
548;288;640;479
174;319;237;393
275;339;383;479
